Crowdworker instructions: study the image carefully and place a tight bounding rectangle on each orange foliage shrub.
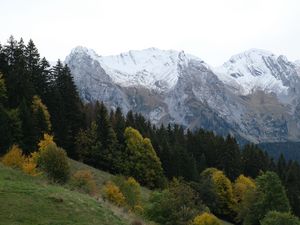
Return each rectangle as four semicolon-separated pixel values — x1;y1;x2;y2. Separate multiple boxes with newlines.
22;154;39;176
71;170;97;196
1;145;26;168
1;145;39;176
103;181;126;206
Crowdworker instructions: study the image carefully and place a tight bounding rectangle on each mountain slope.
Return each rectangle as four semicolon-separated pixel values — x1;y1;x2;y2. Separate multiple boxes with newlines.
0;163;130;225
65;47;300;143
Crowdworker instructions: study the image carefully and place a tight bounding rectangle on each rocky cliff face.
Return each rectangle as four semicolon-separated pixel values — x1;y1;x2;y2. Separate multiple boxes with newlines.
65;47;300;143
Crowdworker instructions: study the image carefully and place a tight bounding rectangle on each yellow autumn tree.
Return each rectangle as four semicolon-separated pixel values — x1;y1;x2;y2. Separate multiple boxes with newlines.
233;175;256;203
200;168;235;216
193;212;221;225
32;95;51;132
38;133;55;152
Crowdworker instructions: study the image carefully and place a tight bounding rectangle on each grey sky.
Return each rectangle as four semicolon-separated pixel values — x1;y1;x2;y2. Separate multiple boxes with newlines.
1;0;300;65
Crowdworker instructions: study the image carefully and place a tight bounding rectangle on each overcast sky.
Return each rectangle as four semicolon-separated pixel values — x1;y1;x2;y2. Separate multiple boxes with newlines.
1;0;300;65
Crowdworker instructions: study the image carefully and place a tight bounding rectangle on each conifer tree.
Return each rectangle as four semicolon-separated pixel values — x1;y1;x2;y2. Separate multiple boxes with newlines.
19;99;35;153
217;135;242;180
49;61;84;157
94;101;118;171
0;74;22;153
75;121;102;167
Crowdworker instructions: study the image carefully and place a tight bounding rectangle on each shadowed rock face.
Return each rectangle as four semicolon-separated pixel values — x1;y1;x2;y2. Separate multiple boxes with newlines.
65;47;300;143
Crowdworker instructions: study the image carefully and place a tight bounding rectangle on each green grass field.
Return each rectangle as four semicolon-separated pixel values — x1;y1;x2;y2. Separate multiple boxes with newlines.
0;163;129;225
0;160;233;225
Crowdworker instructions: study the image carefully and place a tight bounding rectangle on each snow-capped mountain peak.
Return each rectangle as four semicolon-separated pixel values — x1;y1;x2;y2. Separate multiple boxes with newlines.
214;49;298;96
66;47;202;92
65;46;300;144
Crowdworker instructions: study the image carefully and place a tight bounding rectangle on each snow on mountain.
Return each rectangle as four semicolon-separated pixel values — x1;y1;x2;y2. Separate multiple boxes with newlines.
65;47;300;143
214;49;291;96
66;46;201;92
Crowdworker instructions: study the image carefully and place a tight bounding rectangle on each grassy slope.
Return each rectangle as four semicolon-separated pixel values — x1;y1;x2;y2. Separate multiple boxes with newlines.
69;159;151;203
0;160;233;225
69;160;233;225
0;164;129;225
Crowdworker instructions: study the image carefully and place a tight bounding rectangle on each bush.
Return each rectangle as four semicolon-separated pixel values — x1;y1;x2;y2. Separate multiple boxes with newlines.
193;212;221;225
71;170;97;196
1;145;39;176
1;145;26;168
103;181;126;206
260;211;300;225
145;179;207;225
38;143;70;183
22;153;39;176
113;176;142;210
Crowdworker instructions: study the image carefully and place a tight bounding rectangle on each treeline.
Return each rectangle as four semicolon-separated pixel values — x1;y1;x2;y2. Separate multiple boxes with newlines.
1;36;300;223
0;36;84;157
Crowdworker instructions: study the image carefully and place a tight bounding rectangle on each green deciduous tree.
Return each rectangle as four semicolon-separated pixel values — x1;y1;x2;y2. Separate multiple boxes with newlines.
261;211;300;225
146;179;207;225
124;127;166;188
243;171;291;225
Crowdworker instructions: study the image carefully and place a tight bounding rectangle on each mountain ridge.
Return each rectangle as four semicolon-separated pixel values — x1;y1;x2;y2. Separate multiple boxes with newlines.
65;46;300;144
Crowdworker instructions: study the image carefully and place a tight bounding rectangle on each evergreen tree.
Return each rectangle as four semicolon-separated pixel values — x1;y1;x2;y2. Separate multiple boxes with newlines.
3;37;34;107
94;102;118;171
18;99;35;153
242;144;269;178
0;75;22;153
75;122;102;167
217;135;242;180
284;162;300;217
111;107;126;144
49;61;85;157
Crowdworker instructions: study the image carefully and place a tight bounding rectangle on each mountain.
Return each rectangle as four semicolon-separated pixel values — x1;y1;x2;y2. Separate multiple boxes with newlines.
65;47;300;144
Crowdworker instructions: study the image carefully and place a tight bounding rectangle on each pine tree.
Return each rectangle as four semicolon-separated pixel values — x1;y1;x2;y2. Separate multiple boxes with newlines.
18;99;35;153
75;121;102;167
111;107;126;144
48;61;84;157
3;37;34;107
0;74;22;153
242;144;269;178
284;161;300;217
93;102;120;171
217;135;242;180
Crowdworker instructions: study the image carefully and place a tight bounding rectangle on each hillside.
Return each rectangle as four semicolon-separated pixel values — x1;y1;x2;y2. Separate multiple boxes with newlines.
0;160;234;225
0;163;130;225
0;163;129;225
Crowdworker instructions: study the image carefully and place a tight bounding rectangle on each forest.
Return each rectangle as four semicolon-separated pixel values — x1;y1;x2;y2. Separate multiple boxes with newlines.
1;36;300;225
